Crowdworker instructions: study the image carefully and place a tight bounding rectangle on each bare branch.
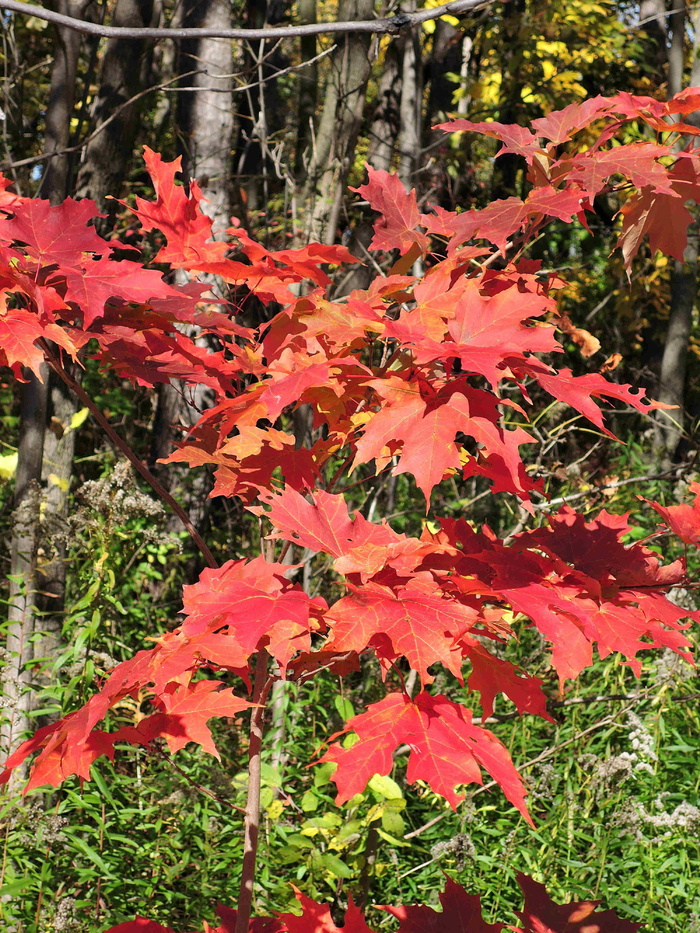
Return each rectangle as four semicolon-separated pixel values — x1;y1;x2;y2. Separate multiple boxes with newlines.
0;0;490;40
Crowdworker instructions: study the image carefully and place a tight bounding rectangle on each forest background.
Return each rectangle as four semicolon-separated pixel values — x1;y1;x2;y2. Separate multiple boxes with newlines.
1;0;700;931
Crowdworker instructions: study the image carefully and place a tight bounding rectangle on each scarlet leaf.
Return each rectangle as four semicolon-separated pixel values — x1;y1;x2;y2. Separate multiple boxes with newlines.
353;166;429;256
114;681;254;758
516;873;642;933
326;577;477;684
278;889;373;933
129;147;228;267
0;196;108;265
320;691;531;821
381;876;503;932
645;482;700;547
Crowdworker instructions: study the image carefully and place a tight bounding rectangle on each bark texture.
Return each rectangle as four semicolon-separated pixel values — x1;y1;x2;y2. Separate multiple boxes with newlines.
75;0;159;223
1;370;48;772
177;0;234;230
652;0;699;461
38;0;93;202
298;0;374;244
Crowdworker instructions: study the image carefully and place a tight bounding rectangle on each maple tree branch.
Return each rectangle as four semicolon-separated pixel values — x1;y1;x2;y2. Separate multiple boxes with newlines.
533;470;680;511
40;345;218;570
0;0;491;41
148;743;247;813
235;647;269;933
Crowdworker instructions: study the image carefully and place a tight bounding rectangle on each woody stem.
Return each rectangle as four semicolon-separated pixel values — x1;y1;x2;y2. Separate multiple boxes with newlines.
235;647;270;933
40;343;218;569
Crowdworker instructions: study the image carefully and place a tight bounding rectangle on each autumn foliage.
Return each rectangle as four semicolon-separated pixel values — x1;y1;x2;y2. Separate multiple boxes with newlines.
2;91;700;930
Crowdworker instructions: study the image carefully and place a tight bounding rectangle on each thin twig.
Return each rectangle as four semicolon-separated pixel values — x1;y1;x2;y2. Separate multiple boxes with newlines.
149;743;247;813
1;70;196;172
0;0;492;41
533;470;680;511
40;344;218;569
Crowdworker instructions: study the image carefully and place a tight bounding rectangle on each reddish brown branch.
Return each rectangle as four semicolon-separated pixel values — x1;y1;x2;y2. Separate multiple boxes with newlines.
235;647;270;933
40;345;218;569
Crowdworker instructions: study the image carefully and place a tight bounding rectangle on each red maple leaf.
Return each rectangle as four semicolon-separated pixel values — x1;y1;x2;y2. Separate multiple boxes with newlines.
381;876;503;932
320;691;531;821
516;873;642;933
618;155;700;268
353;166;429;256
530;97;612;145
128;147;228;267
568;142;677;197
103;921;178;933
0;196;109;266
277;889;373;933
326;576;478;684
645;482;700;547
434;119;541;162
56;255;180;328
113;680;254;758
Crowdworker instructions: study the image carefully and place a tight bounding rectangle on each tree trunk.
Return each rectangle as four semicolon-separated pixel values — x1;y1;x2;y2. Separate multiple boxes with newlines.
74;0;159;226
398;0;422;190
366;37;401;173
295;0;318;176
1;369;48;776
37;0;93;202
298;0;374;245
639;0;669;72
653;1;699;462
2;5;90;769
177;0;234;230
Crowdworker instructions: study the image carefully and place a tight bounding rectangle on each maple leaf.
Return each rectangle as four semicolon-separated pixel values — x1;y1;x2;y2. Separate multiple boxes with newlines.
530;97;612;145
463;640;552;721
277;889;373;933
0;173;24;211
644;482;700;547
325;576;478;684
353;166;429;255
381;876;503;933
521;362;667;437
424;198;528;253
103;921;178;933
618;155;700;268
404;276;558;387
176;558;325;673
516;873;641;933
253;487;401;559
56;255;181;328
351;376;536;504
0;305;58;376
128;147;228;267
435;119;541;162
568;143;677;198
113;680;254;758
0;196;109;266
320;691;531;821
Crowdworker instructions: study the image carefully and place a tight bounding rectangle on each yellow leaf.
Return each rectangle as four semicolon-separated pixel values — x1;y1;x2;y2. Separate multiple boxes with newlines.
69;407;89;431
0;452;17;479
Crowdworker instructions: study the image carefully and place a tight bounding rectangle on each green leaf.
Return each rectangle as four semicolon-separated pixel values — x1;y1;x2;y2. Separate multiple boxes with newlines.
368;773;403;800
320;852;354;878
334;695;355;721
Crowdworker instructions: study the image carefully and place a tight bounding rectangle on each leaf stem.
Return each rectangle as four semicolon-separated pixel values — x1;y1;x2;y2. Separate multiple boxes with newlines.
235;647;269;933
41;344;218;569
